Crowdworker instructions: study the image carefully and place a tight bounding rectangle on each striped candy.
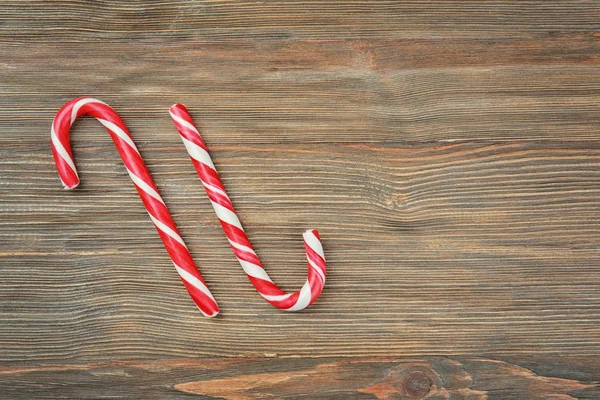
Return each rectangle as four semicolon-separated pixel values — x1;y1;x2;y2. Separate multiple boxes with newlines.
50;98;219;317
169;104;327;311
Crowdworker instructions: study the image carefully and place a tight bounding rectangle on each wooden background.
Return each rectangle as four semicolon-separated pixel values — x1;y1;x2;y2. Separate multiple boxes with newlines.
1;1;600;398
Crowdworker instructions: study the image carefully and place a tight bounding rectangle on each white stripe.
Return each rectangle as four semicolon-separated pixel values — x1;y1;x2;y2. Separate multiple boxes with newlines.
71;98;105;124
286;281;312;311
58;177;72;189
51;124;79;187
173;264;217;305
149;214;186;248
196;304;218;318
261;292;292;302
181;137;216;170
308;258;326;283
97;118;140;155
203;181;230;200
238;259;272;282
211;201;244;230
303;230;325;260
170;111;201;135
228;238;256;256
126;168;165;205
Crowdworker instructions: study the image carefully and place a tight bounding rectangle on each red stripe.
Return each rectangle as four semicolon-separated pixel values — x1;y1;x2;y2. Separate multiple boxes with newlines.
220;223;256;254
180;279;219;316
52;103;79;188
178;125;207;148
204;184;236;213
270;291;301;309
195;162;227;194
247;276;284;297
51;146;79;188
305;240;326;273
232;246;262;270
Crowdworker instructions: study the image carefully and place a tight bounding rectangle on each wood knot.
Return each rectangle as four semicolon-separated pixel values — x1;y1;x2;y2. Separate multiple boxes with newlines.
401;370;432;398
361;364;442;399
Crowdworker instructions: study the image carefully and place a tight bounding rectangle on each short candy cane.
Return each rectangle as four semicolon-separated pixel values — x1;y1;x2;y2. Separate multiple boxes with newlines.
51;98;219;317
169;104;327;311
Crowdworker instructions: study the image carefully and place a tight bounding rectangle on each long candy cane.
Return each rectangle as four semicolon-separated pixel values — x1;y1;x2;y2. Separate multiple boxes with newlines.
169;104;327;311
51;98;219;317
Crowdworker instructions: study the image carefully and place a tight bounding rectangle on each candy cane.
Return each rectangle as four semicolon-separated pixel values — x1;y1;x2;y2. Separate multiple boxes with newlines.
50;98;219;317
169;104;327;311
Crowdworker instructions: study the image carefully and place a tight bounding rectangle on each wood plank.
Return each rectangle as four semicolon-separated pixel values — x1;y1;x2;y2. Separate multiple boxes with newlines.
2;38;600;143
2;0;600;396
2;140;600;361
0;356;598;399
1;1;599;41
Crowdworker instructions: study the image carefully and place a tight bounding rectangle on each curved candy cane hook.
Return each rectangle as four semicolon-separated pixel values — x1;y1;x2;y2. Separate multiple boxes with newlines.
50;98;219;317
169;104;327;311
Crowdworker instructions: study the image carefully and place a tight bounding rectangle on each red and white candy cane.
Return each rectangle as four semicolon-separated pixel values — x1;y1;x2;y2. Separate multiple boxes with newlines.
169;104;327;311
50;98;219;317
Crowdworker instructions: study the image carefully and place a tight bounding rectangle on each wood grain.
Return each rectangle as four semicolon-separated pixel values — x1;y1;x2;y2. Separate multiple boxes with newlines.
3;38;600;143
1;1;599;41
4;139;600;360
1;357;599;399
1;0;600;398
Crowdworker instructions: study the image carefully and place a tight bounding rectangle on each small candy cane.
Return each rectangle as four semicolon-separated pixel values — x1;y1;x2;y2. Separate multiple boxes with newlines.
169;104;327;311
51;98;219;317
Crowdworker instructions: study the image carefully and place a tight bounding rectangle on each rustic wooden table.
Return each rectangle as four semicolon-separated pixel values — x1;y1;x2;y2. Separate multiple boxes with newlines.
2;1;600;398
